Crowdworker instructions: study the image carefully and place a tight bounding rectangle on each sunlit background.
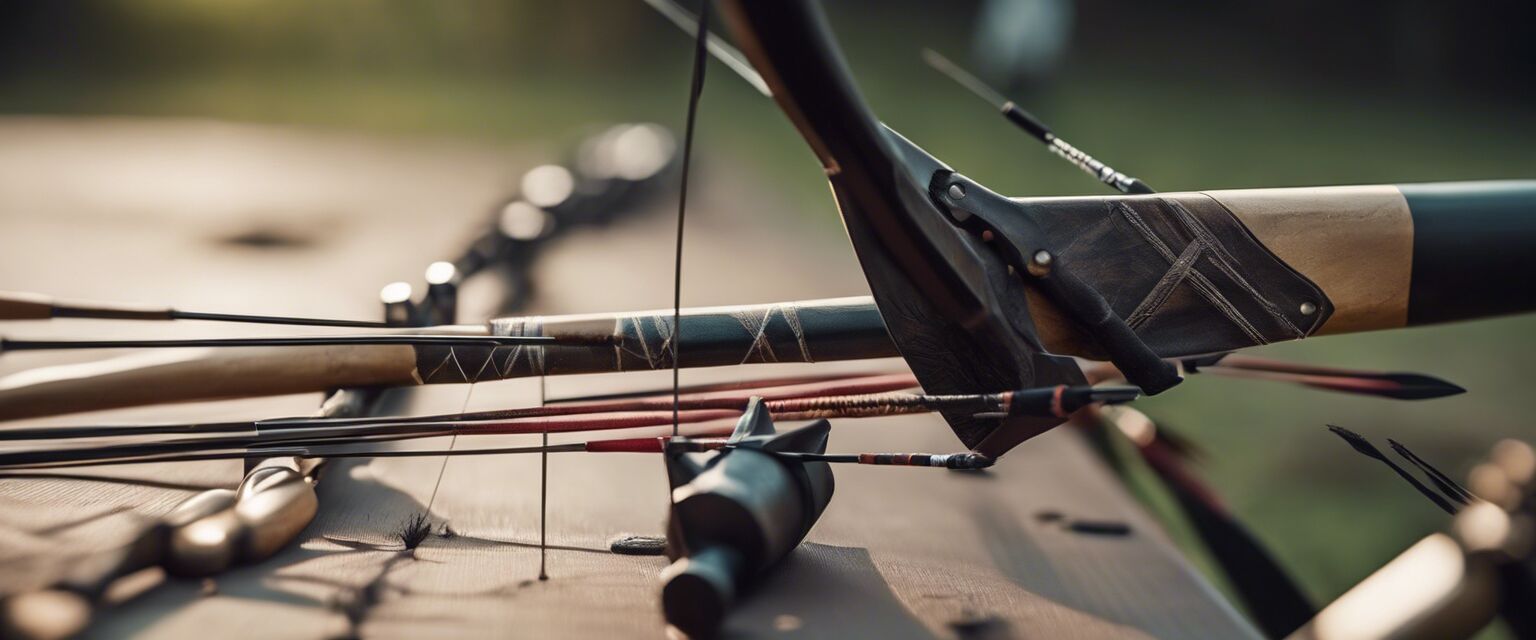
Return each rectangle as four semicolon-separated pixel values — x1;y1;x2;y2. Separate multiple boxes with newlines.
2;0;1534;632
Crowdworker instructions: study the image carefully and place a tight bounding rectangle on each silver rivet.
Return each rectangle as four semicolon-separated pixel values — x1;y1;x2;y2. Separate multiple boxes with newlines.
947;183;966;200
1026;250;1054;277
1299;302;1317;316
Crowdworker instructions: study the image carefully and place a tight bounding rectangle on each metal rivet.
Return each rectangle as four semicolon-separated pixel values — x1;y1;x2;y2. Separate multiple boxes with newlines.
1299;302;1317;316
947;183;966;200
981;230;994;242
1026;250;1054;277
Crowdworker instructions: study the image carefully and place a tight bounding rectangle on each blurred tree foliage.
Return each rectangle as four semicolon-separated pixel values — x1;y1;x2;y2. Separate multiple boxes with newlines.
3;0;1533;100
0;0;662;77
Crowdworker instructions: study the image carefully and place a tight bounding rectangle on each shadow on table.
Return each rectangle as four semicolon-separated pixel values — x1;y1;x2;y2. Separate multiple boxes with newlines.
725;542;935;639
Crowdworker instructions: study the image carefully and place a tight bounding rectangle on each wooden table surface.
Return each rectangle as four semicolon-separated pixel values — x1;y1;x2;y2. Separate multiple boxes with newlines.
0;117;1257;639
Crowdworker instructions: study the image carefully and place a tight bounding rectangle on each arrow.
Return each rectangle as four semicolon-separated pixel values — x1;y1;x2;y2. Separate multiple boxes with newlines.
0;290;390;328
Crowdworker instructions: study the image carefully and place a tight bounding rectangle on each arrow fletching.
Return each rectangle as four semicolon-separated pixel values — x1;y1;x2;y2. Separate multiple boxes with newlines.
1326;425;1459;514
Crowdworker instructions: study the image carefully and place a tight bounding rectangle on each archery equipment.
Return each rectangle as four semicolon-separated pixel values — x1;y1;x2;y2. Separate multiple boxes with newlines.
0;381;1139;469
1081;405;1317;637
0;122;681;636
3;1;1535;634
0;297;892;421
1179;354;1465;401
1326;425;1461;515
668;0;711;439
1288;440;1534;639
0;290;389;328
0;334;554;352
660;398;835;637
921;48;1154;195
1389;439;1476;504
2;291;1468;422
713;0;1536;461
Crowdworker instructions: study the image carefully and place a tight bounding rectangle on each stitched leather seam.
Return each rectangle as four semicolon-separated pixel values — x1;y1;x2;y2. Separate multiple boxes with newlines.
1164;199;1305;338
1185;271;1267;344
1113;201;1268;344
1127;241;1203;329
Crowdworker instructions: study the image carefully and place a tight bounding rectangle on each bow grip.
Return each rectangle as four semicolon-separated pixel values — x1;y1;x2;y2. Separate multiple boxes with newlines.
1034;264;1182;394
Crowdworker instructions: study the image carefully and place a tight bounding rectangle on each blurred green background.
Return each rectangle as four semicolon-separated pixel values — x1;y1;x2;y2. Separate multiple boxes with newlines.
3;0;1534;632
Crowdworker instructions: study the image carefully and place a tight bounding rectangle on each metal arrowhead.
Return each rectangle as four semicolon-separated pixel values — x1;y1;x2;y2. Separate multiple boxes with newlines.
727;397;777;444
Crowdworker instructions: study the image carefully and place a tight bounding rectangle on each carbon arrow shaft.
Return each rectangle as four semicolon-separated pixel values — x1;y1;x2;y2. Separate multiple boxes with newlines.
0;382;1140;467
0;334;554;352
920;49;1153;195
0;290;390;327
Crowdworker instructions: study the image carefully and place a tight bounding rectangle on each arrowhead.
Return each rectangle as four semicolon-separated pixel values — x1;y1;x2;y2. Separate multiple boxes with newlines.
1368;373;1466;400
1197;355;1466;401
727;396;777;444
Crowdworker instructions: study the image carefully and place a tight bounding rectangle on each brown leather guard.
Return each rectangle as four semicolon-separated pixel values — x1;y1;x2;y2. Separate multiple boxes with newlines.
1019;193;1332;358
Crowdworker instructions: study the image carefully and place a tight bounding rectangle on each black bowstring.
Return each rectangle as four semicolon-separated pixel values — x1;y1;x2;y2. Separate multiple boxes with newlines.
672;0;710;437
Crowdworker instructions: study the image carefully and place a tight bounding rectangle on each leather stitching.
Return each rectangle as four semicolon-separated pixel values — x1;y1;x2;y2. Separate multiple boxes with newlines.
1127;241;1203;329
1164;199;1305;338
1113;201;1268;344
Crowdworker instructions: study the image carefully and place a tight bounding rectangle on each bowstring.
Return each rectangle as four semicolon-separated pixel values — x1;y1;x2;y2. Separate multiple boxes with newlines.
423;379;473;520
672;0;710;436
538;369;549;580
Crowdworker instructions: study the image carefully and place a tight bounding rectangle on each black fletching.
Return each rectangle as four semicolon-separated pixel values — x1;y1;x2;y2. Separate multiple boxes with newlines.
1326;425;1458;514
1389;438;1475;504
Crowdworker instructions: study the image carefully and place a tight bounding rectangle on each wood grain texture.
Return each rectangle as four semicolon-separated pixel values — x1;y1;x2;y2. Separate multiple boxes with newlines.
1206;185;1414;335
0;117;1255;639
0;346;420;421
61;368;1257;639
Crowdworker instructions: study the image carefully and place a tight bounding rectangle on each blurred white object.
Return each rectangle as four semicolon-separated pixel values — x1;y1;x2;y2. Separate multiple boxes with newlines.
972;0;1074;90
